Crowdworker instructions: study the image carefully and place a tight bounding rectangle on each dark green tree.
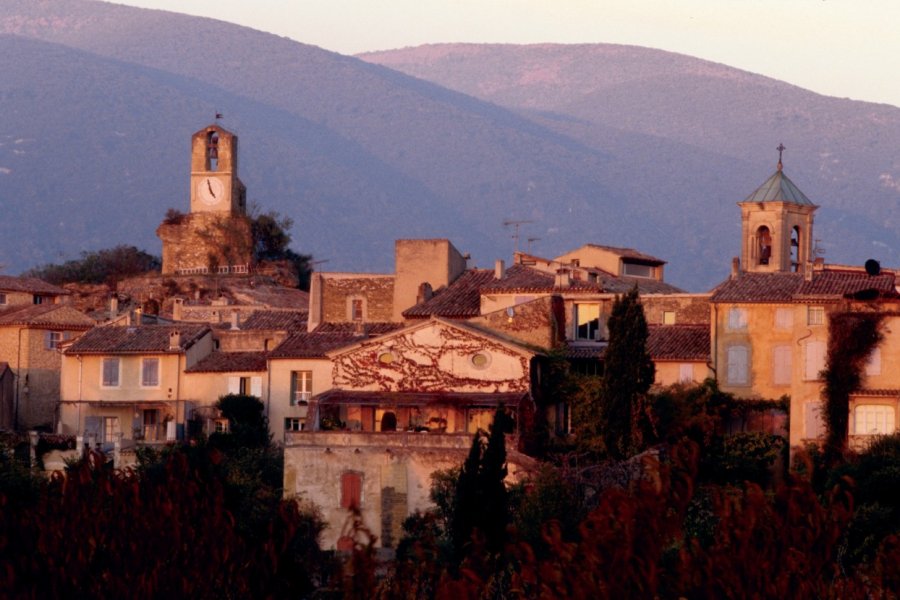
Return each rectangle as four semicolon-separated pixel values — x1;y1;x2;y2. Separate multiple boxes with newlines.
249;208;313;289
451;408;513;560
212;393;270;449
24;245;161;285
601;285;655;459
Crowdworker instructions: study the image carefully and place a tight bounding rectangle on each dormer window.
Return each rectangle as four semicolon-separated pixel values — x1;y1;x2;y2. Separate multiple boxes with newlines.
622;262;653;278
206;131;219;171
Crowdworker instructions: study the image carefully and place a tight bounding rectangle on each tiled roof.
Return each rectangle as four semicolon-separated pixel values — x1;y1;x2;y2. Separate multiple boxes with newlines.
0;305;96;329
711;269;897;303
0;275;68;295
742;169;815;206
187;351;268;373
269;331;362;358
403;269;496;318
598;273;684;294
853;389;900;397
65;324;210;355
480;264;559;293
563;344;604;360
240;310;308;331
795;270;897;298
710;272;803;303
580;244;666;265
646;325;710;361
314;322;404;335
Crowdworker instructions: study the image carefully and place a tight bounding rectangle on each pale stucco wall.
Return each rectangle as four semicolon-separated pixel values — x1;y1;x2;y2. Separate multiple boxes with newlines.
267;357;334;442
654;361;710;387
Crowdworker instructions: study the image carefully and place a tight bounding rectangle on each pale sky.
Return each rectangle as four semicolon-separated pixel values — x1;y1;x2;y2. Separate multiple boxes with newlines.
111;0;900;108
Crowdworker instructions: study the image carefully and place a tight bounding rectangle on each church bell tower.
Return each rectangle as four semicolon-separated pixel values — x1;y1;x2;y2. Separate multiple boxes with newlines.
738;145;818;273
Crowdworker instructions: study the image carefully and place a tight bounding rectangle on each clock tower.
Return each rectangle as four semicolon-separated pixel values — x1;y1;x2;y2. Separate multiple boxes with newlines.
190;124;247;215
157;123;253;276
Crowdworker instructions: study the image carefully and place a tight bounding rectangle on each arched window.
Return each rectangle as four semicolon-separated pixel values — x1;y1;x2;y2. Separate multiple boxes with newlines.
791;226;801;271
756;226;771;265
206;131;219;171
380;411;397;432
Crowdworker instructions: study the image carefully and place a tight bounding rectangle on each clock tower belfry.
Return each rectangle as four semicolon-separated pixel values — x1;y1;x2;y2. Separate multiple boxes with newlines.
190;124;247;215
157;123;253;276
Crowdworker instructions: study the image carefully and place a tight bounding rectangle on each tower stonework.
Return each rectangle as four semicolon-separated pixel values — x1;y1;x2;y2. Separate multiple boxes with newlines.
738;155;817;274
157;124;253;276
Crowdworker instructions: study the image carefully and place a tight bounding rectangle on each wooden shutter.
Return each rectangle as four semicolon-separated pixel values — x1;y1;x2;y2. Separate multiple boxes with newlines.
341;472;362;509
804;341;825;380
227;376;240;395
727;346;748;385
250;376;262;398
773;345;792;385
804;402;825;439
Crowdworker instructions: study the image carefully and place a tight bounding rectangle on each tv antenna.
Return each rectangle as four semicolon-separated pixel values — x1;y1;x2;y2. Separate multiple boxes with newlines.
503;219;533;253
526;237;541;253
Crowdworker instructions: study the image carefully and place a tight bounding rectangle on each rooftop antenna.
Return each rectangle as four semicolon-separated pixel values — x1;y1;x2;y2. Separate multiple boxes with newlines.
776;142;786;171
503;219;533;253
309;259;330;272
526;237;541;253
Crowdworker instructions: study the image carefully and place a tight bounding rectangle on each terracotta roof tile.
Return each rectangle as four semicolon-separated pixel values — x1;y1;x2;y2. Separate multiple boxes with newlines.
853;388;900;397
795;270;896;298
646;325;710;361
313;322;403;335
0;305;96;329
66;324;210;355
711;269;897;303
480;265;558;293
187;351;268;373
240;310;308;331
269;331;362;358
0;275;68;295
563;344;604;360
710;273;803;303
404;270;496;318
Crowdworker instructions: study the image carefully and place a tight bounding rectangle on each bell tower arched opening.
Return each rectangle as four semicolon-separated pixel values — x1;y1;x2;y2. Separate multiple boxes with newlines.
756;226;772;266
206;131;219;171
791;226;801;272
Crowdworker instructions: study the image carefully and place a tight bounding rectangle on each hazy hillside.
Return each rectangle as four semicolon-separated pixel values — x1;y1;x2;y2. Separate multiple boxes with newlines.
3;2;900;290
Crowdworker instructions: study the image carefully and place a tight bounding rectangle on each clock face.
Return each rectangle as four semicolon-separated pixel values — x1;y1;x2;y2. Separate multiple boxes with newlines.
197;177;225;205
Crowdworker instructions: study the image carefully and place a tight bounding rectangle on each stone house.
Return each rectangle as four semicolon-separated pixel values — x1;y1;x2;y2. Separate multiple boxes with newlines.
0;303;95;430
0;275;70;308
59;324;213;445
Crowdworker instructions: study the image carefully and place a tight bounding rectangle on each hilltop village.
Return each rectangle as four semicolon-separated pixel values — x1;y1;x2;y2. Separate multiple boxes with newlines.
2;123;899;551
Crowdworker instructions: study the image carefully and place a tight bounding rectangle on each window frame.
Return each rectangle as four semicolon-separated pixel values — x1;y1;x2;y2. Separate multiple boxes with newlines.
853;404;896;436
285;417;305;432
141;357;161;388
573;303;601;341
46;331;64;350
101;357;121;388
727;307;748;331
803;340;826;381
807;306;825;326
772;344;792;385
774;307;794;330
290;370;313;406
726;345;749;386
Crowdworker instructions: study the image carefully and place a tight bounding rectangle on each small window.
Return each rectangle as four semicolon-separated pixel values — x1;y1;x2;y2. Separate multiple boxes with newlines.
101;358;120;387
285;417;305;432
290;371;312;405
622;262;653;278
663;311;676;325
0;293;6;305
773;345;792;385
853;404;896;436
678;363;693;383
727;345;749;385
727;308;748;331
574;303;601;341
46;331;64;350
141;357;160;387
33;295;44;305
349;298;365;322
865;348;882;376
807;306;825;326
214;418;229;434
804;340;826;381
774;307;793;330
341;472;362;509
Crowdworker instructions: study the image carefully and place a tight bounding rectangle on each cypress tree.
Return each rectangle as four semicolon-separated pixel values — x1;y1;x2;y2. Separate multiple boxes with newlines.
601;285;655;459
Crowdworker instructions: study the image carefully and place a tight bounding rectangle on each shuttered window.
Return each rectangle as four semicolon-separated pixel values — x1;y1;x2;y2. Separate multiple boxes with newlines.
678;363;693;383
774;307;793;330
727;345;749;385
804;340;826;381
804;402;825;439
341;472;362;509
727;308;748;331
101;358;120;387
141;358;160;387
773;345;792;385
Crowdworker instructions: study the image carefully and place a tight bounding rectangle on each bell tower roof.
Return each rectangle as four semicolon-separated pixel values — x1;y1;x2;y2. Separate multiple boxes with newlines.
741;144;816;207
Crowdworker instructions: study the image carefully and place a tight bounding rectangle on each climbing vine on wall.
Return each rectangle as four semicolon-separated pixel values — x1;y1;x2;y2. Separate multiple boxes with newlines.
822;311;883;457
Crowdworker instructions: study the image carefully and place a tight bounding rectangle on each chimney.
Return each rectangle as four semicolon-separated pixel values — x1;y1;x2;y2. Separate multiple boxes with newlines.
416;282;433;304
134;307;142;325
169;330;182;350
353;320;366;336
555;268;572;288
814;257;825;271
173;298;183;321
731;257;741;280
494;259;505;280
230;310;241;331
805;263;814;282
109;296;119;320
